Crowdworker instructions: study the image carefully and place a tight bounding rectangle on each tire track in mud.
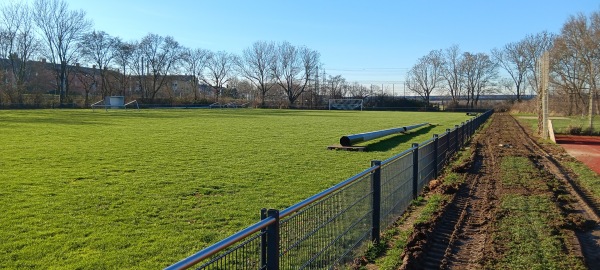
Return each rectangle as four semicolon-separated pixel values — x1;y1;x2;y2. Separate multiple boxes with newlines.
400;113;600;269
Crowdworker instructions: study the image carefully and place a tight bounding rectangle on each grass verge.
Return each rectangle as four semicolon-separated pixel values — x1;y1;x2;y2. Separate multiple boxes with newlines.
489;156;585;269
493;194;584;270
566;161;600;200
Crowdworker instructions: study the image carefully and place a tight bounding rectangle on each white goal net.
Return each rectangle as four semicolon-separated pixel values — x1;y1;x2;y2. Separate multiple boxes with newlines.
328;99;363;110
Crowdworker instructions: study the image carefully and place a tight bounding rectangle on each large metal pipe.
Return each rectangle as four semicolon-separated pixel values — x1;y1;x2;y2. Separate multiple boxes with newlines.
340;123;429;146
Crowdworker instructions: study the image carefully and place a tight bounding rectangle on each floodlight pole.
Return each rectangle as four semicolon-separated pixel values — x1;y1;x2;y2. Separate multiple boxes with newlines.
589;62;595;133
540;51;549;139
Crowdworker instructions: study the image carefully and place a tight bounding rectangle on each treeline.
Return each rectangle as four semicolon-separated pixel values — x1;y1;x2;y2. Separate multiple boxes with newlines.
2;0;599;112
406;10;600;118
0;0;414;109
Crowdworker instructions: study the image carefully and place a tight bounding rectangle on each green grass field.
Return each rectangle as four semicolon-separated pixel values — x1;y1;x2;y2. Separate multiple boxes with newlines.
0;109;471;268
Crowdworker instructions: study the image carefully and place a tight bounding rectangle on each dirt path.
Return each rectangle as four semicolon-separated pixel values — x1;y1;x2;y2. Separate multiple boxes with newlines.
399;113;600;269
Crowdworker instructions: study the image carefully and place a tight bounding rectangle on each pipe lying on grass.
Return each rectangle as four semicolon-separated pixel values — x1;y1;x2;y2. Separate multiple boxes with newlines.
339;123;429;146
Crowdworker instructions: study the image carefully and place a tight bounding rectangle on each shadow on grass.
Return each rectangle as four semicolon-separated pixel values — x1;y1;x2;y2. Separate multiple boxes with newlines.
364;124;437;152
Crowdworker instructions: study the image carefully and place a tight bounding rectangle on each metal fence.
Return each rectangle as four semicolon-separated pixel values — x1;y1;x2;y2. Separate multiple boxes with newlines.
166;110;493;270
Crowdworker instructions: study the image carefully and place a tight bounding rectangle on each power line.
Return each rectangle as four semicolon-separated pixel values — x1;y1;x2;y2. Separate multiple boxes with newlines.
327;67;409;72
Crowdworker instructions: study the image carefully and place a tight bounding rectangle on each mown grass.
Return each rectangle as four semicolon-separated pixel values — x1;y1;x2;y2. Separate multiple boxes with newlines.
0;109;470;269
500;156;539;189
491;156;585;269
495;195;584;270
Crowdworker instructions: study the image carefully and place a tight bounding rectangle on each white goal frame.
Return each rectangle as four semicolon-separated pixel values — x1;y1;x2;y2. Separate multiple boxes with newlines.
328;99;363;111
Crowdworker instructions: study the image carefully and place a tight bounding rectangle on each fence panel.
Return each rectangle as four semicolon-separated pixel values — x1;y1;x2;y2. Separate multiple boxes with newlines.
448;128;457;157
437;133;449;173
196;232;265;270
165;218;276;270
379;150;414;230
278;170;373;269
417;140;436;193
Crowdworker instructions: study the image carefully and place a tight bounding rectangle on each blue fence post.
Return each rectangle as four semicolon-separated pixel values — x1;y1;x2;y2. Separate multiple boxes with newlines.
371;160;382;244
412;143;419;199
433;134;439;179
266;209;280;270
260;208;268;268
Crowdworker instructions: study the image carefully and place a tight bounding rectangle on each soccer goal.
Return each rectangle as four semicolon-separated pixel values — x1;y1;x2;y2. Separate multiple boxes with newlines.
328;99;363;110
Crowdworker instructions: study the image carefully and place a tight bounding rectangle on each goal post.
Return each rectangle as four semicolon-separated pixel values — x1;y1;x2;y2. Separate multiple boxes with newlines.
328;99;363;111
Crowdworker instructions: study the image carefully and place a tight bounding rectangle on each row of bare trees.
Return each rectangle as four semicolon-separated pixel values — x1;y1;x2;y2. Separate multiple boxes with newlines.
551;12;600;121
491;11;599;131
405;46;501;109
0;0;337;107
404;12;599;116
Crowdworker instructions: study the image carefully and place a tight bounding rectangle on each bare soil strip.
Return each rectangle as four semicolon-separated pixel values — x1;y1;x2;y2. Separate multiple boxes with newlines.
400;113;600;269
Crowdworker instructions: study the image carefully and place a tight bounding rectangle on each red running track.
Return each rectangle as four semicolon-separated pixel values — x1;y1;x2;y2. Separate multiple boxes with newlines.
556;135;600;175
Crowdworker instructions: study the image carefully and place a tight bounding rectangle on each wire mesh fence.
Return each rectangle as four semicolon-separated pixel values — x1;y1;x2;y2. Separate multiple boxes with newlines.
417;139;436;194
166;110;493;270
379;150;414;230
279;170;373;269
195;231;264;270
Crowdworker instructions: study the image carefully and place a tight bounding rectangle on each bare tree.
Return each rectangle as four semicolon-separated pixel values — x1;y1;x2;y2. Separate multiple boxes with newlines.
32;0;91;105
461;52;497;108
348;82;369;99
128;40;147;98
441;45;464;106
236;41;276;107
0;1;39;104
136;33;181;101
551;31;588;115
590;11;600;123
406;49;444;105
520;31;556;134
113;38;135;97
326;74;346;98
499;78;516;95
492;41;528;101
563;12;600;132
271;41;320;106
202;50;234;102
181;47;209;101
78;30;118;97
73;64;97;106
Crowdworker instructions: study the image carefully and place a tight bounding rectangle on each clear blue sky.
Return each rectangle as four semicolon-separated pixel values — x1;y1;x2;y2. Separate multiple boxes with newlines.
63;0;598;84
